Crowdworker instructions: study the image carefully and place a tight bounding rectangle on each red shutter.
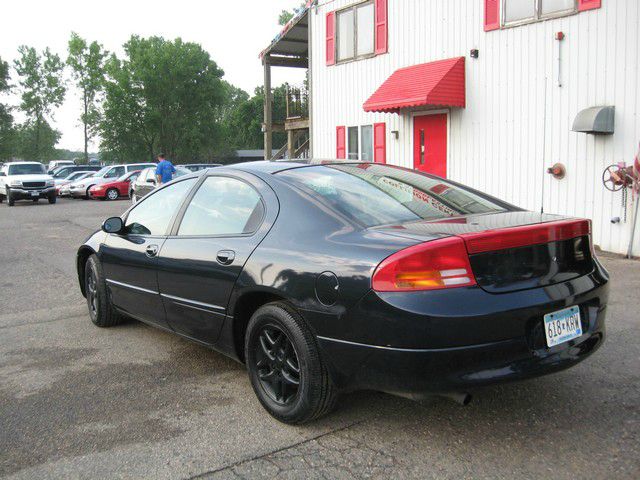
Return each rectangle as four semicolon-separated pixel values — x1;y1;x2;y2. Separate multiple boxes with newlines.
578;0;601;11
326;12;336;66
484;0;500;31
336;126;346;159
374;0;388;55
373;123;386;164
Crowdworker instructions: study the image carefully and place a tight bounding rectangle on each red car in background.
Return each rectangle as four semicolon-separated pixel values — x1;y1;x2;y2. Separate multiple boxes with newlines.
89;170;140;201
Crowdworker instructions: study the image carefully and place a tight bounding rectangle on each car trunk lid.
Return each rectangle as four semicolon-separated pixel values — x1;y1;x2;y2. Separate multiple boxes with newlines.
371;212;594;293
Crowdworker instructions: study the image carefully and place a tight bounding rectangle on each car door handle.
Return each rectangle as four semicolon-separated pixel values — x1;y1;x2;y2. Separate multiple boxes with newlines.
145;244;159;257
216;250;235;265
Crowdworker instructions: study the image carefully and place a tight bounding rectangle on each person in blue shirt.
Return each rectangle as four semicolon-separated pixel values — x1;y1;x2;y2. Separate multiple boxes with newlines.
155;153;176;185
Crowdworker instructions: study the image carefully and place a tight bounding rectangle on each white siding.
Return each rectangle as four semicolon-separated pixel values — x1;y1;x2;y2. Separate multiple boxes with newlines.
309;0;640;255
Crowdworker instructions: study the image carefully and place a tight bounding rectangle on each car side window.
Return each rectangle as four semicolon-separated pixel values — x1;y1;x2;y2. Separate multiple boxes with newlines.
125;178;197;236
105;166;125;179
178;176;264;236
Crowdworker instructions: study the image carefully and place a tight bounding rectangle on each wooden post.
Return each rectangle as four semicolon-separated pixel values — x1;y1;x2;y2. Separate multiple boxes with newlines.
287;130;295;159
263;57;272;160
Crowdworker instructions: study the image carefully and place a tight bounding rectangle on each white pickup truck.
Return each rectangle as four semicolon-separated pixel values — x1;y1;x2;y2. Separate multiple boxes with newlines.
0;161;57;207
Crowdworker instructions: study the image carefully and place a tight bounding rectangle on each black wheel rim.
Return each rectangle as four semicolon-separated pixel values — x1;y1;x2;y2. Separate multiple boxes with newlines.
86;267;98;317
254;325;300;405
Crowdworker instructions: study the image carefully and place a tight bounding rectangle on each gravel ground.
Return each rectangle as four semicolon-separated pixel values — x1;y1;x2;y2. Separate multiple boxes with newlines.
0;197;638;479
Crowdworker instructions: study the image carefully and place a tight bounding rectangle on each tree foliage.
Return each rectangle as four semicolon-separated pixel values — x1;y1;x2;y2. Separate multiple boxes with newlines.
67;32;108;163
100;36;226;163
0;56;13;160
222;85;287;150
13;46;66;159
278;2;306;25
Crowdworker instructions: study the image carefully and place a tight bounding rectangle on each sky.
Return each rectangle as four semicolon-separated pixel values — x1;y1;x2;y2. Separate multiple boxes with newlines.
0;0;306;151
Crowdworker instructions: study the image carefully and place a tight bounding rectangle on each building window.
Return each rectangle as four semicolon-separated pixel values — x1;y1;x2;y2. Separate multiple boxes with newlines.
348;127;359;159
503;0;576;25
345;125;374;161
337;1;375;62
360;125;373;162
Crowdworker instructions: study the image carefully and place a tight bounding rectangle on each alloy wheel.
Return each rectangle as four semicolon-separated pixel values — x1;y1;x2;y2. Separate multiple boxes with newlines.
254;325;301;405
107;189;119;201
86;267;98;318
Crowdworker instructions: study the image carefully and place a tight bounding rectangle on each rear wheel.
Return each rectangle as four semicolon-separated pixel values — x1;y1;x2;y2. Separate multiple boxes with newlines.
245;302;337;424
106;188;119;201
85;254;122;328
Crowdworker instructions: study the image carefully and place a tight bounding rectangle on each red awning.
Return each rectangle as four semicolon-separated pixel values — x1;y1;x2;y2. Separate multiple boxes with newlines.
363;57;466;113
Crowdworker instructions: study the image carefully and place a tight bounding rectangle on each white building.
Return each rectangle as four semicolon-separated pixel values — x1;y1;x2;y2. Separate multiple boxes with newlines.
260;0;640;255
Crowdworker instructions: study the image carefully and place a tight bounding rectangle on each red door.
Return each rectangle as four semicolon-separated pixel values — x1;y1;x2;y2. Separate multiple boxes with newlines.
413;114;447;177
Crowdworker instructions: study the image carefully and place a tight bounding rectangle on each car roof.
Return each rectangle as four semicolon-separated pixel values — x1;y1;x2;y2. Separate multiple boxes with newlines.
227;159;372;175
5;161;44;165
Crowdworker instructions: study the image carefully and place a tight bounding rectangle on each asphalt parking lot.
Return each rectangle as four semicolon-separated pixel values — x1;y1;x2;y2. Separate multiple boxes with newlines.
0;197;638;479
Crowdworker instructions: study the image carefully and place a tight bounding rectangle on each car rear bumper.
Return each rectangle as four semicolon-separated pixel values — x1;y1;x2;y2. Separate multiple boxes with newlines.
8;187;56;199
312;262;609;396
317;311;605;396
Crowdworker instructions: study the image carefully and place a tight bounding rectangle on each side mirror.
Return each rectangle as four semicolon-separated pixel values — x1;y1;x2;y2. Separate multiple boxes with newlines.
102;216;124;234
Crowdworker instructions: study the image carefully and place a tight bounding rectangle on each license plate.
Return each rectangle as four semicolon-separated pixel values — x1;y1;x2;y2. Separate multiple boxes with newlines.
544;306;582;347
30;191;39;197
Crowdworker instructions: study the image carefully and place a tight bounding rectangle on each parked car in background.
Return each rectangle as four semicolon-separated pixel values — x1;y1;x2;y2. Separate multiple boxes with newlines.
47;160;75;174
54;170;95;187
130;166;191;203
77;160;608;424
71;163;154;199
183;163;221;172
56;172;95;196
51;165;102;181
0;161;56;206
89;170;141;201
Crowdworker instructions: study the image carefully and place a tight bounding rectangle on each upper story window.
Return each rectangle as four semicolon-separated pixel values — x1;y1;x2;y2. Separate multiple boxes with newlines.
337;1;375;62
504;0;576;25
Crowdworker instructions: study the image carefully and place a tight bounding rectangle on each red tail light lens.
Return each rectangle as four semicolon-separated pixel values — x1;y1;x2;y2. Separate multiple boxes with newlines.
372;237;477;292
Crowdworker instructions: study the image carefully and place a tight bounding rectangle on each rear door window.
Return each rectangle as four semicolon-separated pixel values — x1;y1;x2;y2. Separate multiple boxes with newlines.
177;176;264;236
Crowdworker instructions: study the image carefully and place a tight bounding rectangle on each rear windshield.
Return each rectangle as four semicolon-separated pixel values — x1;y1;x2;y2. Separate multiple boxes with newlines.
277;164;509;228
8;164;46;175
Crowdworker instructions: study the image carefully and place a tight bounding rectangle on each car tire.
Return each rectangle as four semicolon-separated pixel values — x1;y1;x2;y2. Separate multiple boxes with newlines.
84;254;122;328
7;189;14;207
48;195;56;204
245;302;337;424
106;188;119;201
32;198;39;203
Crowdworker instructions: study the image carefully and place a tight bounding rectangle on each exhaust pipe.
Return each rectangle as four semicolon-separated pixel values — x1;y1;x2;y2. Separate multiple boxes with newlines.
439;392;472;406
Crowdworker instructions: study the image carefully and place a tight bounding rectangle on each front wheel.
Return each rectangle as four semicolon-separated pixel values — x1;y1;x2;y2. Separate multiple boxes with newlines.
48;195;56;204
106;188;119;201
7;189;14;207
245;302;337;424
84;254;122;328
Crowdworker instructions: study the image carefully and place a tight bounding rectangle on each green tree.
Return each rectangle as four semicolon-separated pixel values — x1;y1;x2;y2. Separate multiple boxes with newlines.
0;56;14;160
100;36;226;163
278;2;306;25
221;85;287;150
13;46;66;159
13;120;61;160
67;32;108;163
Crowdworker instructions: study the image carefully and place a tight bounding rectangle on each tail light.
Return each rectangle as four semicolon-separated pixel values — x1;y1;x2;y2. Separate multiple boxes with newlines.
372;237;476;292
461;219;591;254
